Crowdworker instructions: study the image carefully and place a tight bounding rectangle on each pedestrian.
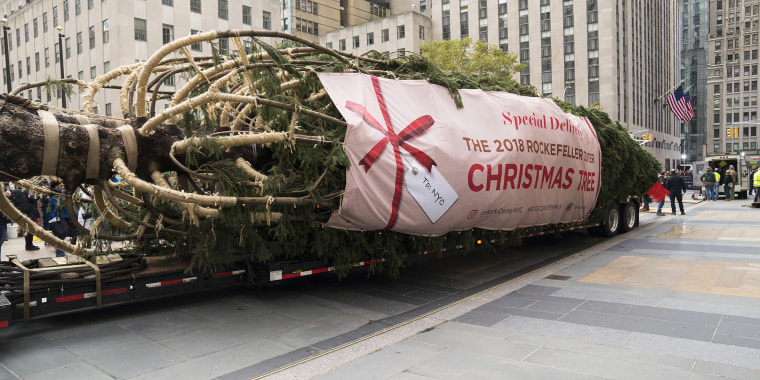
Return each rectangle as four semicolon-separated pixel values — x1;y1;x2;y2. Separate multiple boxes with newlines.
755;169;760;203
700;167;716;201
0;188;11;260
39;180;51;232
713;170;721;200
750;168;757;196
48;180;75;257
656;171;669;216
10;188;41;251
724;165;737;201
666;169;687;215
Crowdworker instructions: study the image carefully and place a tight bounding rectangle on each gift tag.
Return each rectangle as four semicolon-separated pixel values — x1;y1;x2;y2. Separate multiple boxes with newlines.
404;159;459;224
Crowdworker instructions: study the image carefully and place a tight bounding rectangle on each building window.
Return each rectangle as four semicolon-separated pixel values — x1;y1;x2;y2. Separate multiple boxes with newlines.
460;11;468;37
397;25;405;39
33;19;38;38
339;39;346;51
75;0;81;15
35;53;40;71
26;57;30;76
134;18;147;41
367;32;374;45
53;6;59;30
162;24;174;45
162;0;173;5
104;61;110;74
43;12;48;33
218;0;228;20
398;48;406;58
64;0;70;21
243;5;251;25
165;74;175;86
326;42;333;49
191;30;202;51
65;37;71;58
88;0;93;9
15;28;19;48
102;20;109;44
191;0;202;13
263;11;272;30
45;48;50;67
353;35;360;48
90;66;96;79
24;24;28;43
77;32;82;54
105;103;112;117
381;29;389;42
420;26;425;40
89;26;95;49
219;38;229;54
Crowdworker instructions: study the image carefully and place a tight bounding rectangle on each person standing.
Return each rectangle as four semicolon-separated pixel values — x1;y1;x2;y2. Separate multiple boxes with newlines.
724;165;737;201
656;171;669;216
0;188;11;260
750;168;757;197
667;169;687;215
700;168;716;201
10;188;40;251
713;170;721;200
755;169;760;202
48;180;73;257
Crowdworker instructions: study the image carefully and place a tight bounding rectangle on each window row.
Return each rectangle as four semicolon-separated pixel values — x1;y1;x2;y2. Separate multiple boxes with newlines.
295;18;319;35
326;25;412;51
135;12;272;43
295;0;319;15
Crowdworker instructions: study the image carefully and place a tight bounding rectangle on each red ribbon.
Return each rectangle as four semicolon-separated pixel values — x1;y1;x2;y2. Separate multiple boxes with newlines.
345;76;436;229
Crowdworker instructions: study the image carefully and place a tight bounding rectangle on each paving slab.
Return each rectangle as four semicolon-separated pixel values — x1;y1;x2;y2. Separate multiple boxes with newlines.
403;348;606;380
311;340;446;380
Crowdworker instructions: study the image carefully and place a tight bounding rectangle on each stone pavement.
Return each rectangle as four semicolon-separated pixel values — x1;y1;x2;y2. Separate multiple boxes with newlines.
266;196;760;380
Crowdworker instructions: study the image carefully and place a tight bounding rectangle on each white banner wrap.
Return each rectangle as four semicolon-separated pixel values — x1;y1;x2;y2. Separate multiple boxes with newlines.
320;73;601;236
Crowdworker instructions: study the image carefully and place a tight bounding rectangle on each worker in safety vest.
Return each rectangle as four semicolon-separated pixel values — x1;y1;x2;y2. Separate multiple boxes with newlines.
754;168;760;202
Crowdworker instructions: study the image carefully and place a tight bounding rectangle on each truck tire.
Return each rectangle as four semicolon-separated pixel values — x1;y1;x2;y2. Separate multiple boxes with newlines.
600;205;620;237
619;202;637;233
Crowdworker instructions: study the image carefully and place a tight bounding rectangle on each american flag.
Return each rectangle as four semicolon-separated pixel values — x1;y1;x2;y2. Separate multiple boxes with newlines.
667;85;695;123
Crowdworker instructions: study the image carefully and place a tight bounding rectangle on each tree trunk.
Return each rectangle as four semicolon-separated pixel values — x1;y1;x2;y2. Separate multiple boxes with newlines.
0;97;264;188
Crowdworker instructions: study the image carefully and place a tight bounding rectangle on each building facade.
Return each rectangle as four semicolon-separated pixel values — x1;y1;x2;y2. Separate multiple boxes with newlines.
319;11;432;58
706;0;760;161
0;0;281;117
282;0;391;43
682;0;709;164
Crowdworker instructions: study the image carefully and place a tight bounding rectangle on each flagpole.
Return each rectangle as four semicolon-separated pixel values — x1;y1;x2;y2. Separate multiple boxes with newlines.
654;79;686;103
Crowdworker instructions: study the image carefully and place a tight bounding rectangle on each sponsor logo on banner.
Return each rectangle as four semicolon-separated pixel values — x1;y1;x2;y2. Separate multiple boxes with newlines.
318;73;601;236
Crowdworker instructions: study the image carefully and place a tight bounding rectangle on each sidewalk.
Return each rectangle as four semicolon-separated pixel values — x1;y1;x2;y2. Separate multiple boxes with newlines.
267;196;760;380
0;226;60;262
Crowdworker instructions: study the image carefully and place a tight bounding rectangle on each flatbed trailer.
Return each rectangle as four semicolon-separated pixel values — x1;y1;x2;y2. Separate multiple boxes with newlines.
0;196;639;328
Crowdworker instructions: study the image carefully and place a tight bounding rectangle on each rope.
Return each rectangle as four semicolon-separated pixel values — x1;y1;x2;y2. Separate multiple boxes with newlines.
37;110;60;176
84;124;101;179
117;125;139;172
75;115;89;125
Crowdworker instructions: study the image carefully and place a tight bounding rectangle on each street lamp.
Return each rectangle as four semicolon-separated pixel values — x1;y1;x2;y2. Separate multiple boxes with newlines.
563;84;573;102
56;25;65;108
2;18;11;93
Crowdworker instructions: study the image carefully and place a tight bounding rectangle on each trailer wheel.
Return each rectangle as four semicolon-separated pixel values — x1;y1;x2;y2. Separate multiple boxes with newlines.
600;205;620;237
619;202;637;233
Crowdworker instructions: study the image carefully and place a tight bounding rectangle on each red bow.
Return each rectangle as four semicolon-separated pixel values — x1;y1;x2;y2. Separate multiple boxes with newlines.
345;76;436;229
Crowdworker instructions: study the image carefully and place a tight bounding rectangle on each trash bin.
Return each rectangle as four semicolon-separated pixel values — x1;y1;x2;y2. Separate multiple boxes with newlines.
6;224;18;239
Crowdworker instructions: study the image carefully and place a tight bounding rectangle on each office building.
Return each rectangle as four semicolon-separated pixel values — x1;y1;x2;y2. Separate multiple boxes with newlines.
0;0;281;117
706;0;760;159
